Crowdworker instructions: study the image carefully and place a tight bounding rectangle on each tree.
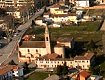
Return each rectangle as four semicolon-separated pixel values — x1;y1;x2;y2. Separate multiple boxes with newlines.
86;40;97;51
62;62;68;75
0;8;7;16
8;60;16;65
31;20;35;29
56;65;63;75
23;62;29;74
65;0;70;5
23;62;29;70
89;65;100;75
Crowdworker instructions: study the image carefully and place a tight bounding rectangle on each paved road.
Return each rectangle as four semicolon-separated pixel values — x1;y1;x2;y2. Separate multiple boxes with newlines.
100;20;105;31
0;8;44;65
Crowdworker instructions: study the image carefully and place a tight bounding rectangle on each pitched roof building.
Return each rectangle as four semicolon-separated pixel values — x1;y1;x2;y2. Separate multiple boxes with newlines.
18;25;74;63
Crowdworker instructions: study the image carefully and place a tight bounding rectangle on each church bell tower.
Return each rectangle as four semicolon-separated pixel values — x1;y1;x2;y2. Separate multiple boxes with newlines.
45;25;51;54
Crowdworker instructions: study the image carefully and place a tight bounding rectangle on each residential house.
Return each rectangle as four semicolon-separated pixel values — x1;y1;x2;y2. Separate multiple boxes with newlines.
0;0;34;8
50;3;61;14
59;0;76;5
5;7;21;19
0;65;24;79
96;0;105;4
50;13;77;23
74;52;95;69
79;71;90;80
75;0;90;7
35;52;94;70
12;65;24;77
0;20;7;30
0;65;13;80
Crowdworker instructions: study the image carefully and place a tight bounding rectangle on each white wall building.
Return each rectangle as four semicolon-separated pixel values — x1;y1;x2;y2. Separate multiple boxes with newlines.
76;0;90;7
18;26;74;63
35;52;94;70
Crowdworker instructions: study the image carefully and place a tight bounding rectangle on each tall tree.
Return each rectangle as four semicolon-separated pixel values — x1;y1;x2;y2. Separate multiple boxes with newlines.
86;40;96;51
65;0;70;5
56;65;63;75
62;62;68;75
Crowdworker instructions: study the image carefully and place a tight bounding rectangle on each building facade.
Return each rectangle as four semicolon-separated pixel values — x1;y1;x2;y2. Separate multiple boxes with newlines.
0;0;34;8
18;26;74;63
35;52;94;70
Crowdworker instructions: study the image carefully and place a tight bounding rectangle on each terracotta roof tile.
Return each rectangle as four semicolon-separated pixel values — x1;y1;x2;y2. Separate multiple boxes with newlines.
38;53;60;60
0;65;12;75
74;52;94;60
79;71;90;78
20;41;46;48
50;3;60;8
22;35;33;41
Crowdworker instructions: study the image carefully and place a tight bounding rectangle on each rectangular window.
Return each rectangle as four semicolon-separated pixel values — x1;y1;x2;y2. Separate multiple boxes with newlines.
46;37;48;41
82;61;85;63
27;49;30;52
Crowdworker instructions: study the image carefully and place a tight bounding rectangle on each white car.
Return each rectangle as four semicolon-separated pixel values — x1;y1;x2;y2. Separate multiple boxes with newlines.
14;33;18;37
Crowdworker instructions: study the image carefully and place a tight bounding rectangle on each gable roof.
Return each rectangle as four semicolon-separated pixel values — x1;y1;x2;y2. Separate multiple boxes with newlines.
74;52;94;60
50;3;60;8
20;41;46;48
38;53;60;60
0;65;12;75
79;71;90;78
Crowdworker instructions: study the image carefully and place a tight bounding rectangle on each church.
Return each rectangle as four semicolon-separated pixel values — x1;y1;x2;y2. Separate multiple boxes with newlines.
18;25;74;63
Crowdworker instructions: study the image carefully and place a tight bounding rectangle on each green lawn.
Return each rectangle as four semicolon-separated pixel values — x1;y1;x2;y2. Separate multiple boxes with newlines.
84;9;105;16
25;21;103;44
26;72;50;80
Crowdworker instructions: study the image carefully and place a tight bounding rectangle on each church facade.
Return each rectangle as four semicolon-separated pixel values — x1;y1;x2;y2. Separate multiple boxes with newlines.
18;26;74;63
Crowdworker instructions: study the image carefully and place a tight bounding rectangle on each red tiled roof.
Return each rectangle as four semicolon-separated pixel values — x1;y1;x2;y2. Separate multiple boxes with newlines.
0;65;13;75
84;52;94;60
50;3;60;8
44;12;51;15
74;52;94;60
20;41;46;48
38;53;60;60
79;71;90;78
22;35;33;41
12;65;22;71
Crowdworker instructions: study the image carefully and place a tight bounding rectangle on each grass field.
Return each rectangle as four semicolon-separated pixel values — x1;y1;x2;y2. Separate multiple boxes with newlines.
26;72;51;80
25;21;103;45
84;9;105;16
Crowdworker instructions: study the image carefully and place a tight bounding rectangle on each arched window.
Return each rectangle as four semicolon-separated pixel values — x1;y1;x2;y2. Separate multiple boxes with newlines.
36;49;38;52
27;49;30;52
46;37;48;41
